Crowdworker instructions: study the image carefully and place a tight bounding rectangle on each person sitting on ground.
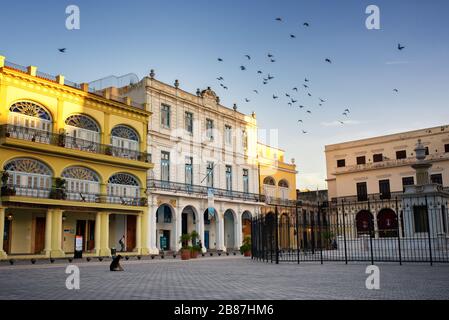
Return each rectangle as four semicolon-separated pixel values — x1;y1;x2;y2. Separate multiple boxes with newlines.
119;235;125;252
110;254;124;272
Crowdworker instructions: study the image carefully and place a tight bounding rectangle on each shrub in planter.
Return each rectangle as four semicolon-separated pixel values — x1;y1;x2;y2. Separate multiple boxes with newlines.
49;178;67;200
0;172;16;196
179;233;192;260
240;235;252;257
105;146;113;156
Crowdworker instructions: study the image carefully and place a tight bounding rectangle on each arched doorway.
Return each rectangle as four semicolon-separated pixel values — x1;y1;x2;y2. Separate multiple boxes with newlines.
242;211;252;241
264;212;276;253
279;213;290;250
356;210;374;237
377;209;398;238
111;125;140;160
156;204;174;251
64;114;100;152
224;209;235;249
181;205;199;244
204;208;218;250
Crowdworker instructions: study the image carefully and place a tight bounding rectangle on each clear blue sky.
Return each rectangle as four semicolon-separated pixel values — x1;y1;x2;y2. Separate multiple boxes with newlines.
1;0;448;190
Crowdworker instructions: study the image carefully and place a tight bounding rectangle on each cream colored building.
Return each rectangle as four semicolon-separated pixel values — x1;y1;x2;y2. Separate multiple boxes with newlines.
325;125;449;200
116;73;264;253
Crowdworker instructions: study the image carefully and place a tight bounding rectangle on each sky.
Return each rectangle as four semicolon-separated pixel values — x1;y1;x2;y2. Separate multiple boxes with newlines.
1;0;448;190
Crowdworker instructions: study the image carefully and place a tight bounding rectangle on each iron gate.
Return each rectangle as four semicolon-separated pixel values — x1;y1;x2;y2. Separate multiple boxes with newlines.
251;196;449;265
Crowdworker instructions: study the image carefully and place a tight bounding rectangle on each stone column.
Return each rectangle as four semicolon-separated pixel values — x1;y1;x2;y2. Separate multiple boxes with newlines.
135;214;142;254
217;212;226;251
99;212;111;256
94;212;102;256
373;212;379;239
142;204;158;255
44;209;53;257
50;209;65;258
0;207;7;259
235;212;243;249
174;207;182;252
198;208;206;253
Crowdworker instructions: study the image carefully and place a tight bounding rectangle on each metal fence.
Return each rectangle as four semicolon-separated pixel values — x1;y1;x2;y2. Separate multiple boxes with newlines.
252;196;449;265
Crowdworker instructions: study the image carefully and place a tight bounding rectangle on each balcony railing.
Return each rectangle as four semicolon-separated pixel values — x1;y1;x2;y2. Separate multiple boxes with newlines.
147;179;262;203
334;152;449;174
0;124;152;163
0;184;147;207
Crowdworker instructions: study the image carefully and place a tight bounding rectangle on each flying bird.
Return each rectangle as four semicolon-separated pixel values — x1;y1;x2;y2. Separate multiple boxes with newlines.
303;22;310;27
298;119;303;123
306;110;312;114
273;95;278;99
58;48;66;53
288;102;292;106
245;98;250;102
263;81;268;85
344;108;350;113
217;58;223;62
397;43;405;50
319;98;326;103
293;87;298;91
339;121;345;125
290;34;296;38
319;103;323;107
240;66;246;71
325;58;332;63
270;59;276;63
285;93;291;97
275;17;282;22
303;84;309;88
267;53;274;58
257;70;263;74
217;77;224;81
304;78;309;82
267;74;274;80
307;93;312;97
299;105;305;109
291;99;297;103
393;88;399;93
343;112;348;116
253;90;259;94
245;55;251;60
302;130;308;134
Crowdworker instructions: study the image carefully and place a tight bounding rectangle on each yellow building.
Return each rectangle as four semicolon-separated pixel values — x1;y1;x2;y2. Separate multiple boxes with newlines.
0;56;153;260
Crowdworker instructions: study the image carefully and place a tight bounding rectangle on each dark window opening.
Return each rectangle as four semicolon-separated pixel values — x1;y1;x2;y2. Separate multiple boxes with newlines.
413;205;429;233
402;176;415;191
445;144;449;153
337;159;346;168
356;182;368;202
356;156;366;165
431;174;443;185
396;150;407;160
379;179;391;199
373;153;383;163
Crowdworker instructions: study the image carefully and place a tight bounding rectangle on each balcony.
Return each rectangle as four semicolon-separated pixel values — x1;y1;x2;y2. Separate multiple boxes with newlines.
0;184;147;207
333;152;449;175
0;124;152;164
147;179;262;203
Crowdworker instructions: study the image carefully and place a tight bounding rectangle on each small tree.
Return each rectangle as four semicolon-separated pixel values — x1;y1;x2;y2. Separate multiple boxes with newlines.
179;233;192;250
190;230;202;254
240;235;251;255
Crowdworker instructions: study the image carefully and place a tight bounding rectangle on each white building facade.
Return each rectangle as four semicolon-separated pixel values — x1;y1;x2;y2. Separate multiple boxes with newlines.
121;74;263;253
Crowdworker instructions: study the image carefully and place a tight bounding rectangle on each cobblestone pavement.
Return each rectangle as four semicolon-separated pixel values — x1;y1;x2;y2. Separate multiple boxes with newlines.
0;256;448;300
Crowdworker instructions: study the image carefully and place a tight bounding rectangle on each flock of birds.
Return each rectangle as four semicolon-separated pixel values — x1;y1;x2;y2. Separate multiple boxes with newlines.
57;17;407;135
213;17;405;134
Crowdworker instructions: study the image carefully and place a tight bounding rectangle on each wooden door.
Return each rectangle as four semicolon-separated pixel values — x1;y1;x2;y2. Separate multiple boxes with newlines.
76;220;86;251
87;220;95;251
3;219;11;254
34;217;46;254
126;215;136;251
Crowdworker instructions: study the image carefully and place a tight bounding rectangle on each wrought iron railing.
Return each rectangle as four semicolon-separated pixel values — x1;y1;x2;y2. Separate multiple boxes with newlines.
0;124;152;163
0;184;148;206
4;60;28;73
147;179;262;202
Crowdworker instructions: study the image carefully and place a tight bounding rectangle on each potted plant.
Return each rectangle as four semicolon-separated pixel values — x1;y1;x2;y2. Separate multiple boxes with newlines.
105;146;113;156
190;230;201;258
0;172;16;196
49;178;67;200
179;233;192;260
240;236;251;257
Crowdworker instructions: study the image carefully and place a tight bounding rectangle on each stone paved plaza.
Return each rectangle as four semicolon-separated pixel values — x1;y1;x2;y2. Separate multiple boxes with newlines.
0;256;448;300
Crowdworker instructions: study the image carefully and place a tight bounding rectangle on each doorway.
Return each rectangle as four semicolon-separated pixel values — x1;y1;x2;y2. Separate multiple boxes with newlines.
126;215;136;251
76;220;86;251
3;218;11;254
160;230;170;250
204;231;210;249
34;217;46;254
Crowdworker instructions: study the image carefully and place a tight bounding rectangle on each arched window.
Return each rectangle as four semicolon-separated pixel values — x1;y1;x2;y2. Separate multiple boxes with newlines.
62;166;100;202
356;210;374;237
107;173;140;204
278;179;289;200
8;101;52;142
111;125;140;157
377;209;398;238
4;158;52;197
65;115;100;151
263;176;275;186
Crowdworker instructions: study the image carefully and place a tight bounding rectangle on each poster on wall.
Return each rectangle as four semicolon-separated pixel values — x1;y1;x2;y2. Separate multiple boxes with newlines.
74;235;83;259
